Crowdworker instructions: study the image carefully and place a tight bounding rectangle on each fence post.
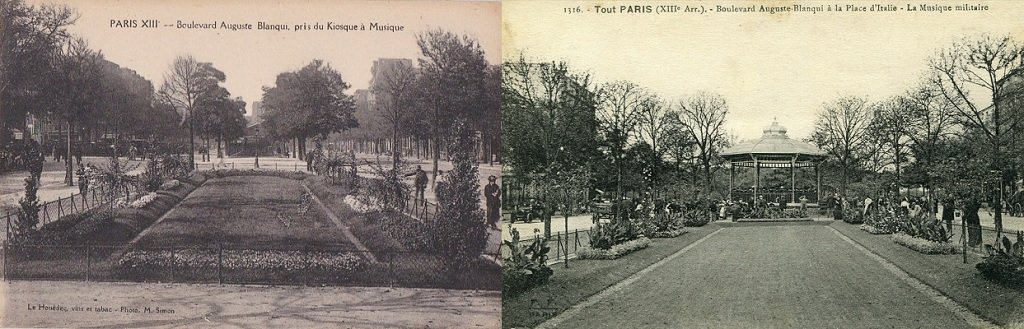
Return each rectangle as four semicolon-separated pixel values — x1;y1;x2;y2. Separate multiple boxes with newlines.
388;253;395;289
2;240;6;281
218;242;223;284
57;197;63;220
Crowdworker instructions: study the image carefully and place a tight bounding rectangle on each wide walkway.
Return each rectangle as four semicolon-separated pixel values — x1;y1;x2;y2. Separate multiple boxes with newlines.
544;224;974;328
0;281;499;328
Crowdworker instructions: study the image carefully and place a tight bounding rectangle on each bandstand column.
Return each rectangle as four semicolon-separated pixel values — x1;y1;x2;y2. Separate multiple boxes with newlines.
815;162;821;202
790;156;797;204
753;156;760;202
729;162;735;201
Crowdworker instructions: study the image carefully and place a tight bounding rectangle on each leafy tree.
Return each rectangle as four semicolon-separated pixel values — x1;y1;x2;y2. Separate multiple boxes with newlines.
869;95;916;189
0;1;75;144
416;29;489;185
929;33;1024;238
371;59;418;169
43;37;104;185
261;59;358;159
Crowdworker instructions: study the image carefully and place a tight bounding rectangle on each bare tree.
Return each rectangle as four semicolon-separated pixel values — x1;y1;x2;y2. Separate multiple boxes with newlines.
159;55;224;170
635;95;671;156
929;33;1024;238
811;96;877;195
599;81;649;203
371;59;418;169
869;95;916;188
675;91;728;199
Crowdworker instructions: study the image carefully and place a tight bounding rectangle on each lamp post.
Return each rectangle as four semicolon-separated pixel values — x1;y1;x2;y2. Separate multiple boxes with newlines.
254;126;260;169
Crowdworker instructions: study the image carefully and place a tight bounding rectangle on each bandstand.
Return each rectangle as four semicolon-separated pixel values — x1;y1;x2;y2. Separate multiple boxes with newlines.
721;121;826;205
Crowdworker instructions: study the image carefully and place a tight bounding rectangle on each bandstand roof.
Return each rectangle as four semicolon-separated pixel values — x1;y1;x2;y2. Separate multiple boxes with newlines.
721;121;826;164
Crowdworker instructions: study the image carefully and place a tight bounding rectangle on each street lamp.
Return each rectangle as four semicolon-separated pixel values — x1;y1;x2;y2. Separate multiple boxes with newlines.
254;126;260;169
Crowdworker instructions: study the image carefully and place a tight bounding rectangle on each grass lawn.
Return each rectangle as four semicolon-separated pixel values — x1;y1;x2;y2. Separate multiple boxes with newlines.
132;175;357;250
501;224;721;328
830;221;1024;326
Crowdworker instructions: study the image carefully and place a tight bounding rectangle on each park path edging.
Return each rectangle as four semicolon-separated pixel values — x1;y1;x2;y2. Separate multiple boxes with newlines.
827;226;997;329
300;183;378;263
125;179;210;248
536;227;724;329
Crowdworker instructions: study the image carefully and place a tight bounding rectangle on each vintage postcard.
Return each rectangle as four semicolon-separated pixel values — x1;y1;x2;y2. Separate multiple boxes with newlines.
501;0;1024;328
1;0;501;327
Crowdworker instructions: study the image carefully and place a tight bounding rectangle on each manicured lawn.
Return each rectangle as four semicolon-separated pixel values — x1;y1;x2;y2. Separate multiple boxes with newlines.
501;224;721;328
132;175;357;250
831;221;1024;326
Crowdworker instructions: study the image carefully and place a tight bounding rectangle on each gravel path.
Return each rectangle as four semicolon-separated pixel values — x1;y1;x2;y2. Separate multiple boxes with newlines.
548;224;972;328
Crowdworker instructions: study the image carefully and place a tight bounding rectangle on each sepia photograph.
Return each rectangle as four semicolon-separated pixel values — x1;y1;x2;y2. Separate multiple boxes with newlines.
0;0;501;327
501;1;1024;328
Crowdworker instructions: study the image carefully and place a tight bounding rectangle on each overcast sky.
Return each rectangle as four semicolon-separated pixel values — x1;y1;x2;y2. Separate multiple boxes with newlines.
39;0;500;115
503;1;1024;142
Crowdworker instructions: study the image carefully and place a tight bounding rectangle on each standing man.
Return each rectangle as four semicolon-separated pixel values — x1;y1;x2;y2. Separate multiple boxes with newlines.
414;165;428;205
484;175;501;230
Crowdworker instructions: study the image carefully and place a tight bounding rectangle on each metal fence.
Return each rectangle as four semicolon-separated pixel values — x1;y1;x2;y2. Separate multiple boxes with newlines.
948;222;1022;260
2;183;140;241
194;161;309;172
0;243;500;290
501;229;594;265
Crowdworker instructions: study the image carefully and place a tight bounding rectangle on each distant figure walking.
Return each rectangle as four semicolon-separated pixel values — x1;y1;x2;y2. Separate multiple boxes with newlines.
414;165;428;205
485;175;501;230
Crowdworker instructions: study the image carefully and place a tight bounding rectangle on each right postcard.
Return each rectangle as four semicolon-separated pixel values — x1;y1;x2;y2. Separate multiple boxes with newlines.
500;1;1024;328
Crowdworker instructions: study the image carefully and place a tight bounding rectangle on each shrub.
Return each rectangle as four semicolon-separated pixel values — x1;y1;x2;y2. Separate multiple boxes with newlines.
577;237;651;260
428;121;487;272
502;228;553;297
115;248;367;278
650;229;686;238
680;209;711;227
894;213;951;243
368;211;431;252
863;212;900;234
859;224;891;235
139;158;164;192
843;206;864;224
977;232;1024;287
589;219;638;250
13;174;40;242
892;233;958;254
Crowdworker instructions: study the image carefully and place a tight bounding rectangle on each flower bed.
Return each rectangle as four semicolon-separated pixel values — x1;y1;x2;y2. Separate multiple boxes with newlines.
577;237;651;260
116;248;367;273
129;192;158;209
892;233;958;254
159;179;181;190
344;195;376;213
650;229;686;238
859;224;892;235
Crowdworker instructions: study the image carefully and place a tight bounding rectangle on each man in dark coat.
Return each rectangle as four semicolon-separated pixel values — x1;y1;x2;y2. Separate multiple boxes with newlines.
413;165;428;204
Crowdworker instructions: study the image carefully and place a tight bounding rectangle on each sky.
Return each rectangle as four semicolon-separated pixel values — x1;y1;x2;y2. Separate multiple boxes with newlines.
503;0;1024;142
34;0;500;116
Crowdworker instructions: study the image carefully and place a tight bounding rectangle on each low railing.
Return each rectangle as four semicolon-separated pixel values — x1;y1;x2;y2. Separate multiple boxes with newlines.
0;242;500;290
501;229;593;265
3;183;140;241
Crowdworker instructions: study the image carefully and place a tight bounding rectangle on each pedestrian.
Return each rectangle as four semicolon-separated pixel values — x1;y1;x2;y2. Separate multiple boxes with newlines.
799;195;808;213
831;193;843;220
413;165;428;204
484;175;501;230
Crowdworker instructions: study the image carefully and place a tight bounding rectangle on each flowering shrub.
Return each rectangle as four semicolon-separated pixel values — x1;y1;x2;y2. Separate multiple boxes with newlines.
650;229;686;238
977;232;1024;287
859;224;891;235
344;195;376;213
577;237;651;260
892;233;958;254
503;227;553;297
129;192;158;209
894;213;951;243
116;248;367;273
862;212;901;234
589;219;639;250
680;209;711;227
160;179;181;190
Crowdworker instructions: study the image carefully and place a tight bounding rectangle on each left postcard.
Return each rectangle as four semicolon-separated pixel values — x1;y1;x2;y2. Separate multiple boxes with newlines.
0;0;502;327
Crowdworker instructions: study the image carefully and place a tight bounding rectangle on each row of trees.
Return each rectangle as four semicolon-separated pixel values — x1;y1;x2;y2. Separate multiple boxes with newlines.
260;29;501;185
502;55;733;235
812;33;1024;239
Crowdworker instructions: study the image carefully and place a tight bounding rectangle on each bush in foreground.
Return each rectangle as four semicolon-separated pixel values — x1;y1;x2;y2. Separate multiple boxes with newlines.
977;232;1024;288
577;237;651;260
503;228;553;297
892;233;958;254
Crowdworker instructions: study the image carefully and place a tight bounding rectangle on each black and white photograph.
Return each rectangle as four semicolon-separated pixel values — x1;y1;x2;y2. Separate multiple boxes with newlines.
501;1;1024;328
0;0;501;327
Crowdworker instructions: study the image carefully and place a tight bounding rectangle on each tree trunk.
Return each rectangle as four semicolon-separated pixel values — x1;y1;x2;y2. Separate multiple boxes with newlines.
64;120;73;186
